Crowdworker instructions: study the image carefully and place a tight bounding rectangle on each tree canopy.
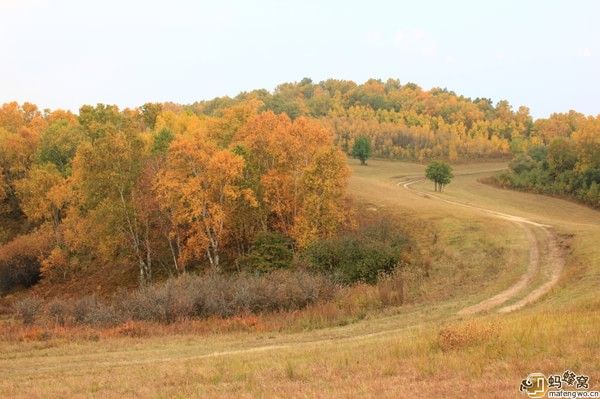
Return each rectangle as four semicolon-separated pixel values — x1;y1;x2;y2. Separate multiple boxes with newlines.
496;114;600;209
0;100;351;287
0;77;599;289
351;136;372;165
425;161;454;192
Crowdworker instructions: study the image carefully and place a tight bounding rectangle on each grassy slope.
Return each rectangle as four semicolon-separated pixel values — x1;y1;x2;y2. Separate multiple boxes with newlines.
1;159;599;398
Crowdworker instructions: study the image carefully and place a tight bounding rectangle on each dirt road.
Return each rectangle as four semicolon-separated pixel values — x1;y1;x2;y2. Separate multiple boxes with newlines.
401;175;565;315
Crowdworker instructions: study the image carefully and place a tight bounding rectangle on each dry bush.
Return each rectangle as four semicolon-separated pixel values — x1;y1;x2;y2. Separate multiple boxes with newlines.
11;270;339;329
6;268;414;338
336;283;380;312
46;298;69;326
195;272;234;317
82;302;120;327
121;277;196;323
376;269;404;306
118;269;335;324
438;320;498;352
231;270;336;314
72;295;94;324
72;295;121;327
14;297;42;325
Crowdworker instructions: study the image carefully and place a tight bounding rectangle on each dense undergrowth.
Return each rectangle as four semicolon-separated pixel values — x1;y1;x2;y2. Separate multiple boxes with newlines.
14;270;334;327
6;268;407;337
5;208;418;332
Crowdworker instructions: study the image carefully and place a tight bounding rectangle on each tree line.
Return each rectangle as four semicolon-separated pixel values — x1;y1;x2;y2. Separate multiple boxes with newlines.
0;101;350;287
493;113;600;208
1;78;598;290
192;78;533;161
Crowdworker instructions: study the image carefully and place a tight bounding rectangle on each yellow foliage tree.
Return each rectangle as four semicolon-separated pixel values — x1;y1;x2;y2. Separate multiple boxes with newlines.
155;130;255;270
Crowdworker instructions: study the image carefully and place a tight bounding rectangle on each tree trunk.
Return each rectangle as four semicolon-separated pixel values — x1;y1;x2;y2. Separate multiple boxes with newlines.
166;235;180;274
119;187;151;285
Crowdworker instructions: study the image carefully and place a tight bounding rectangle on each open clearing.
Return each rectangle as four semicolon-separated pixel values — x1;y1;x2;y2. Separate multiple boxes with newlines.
2;159;600;398
400;174;564;315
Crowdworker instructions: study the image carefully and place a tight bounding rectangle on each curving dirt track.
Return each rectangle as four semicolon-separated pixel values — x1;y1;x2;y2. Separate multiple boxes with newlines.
401;175;565;315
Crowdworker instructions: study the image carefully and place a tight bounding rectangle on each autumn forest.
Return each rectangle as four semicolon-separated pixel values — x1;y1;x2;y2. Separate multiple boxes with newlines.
1;78;599;301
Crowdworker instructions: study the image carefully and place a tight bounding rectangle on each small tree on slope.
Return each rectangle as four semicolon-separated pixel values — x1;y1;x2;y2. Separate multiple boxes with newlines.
425;161;454;192
351;136;372;165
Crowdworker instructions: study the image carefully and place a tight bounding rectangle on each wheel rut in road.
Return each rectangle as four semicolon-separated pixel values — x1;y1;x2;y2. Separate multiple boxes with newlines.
400;176;564;315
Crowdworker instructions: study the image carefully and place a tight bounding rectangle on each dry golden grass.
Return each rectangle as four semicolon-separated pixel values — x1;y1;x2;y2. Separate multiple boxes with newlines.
1;158;599;398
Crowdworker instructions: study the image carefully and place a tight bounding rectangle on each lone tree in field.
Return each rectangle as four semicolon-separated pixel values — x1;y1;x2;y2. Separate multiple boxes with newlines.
351;136;372;165
425;161;454;192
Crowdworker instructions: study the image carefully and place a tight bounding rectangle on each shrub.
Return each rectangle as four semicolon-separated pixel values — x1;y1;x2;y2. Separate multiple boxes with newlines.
235;269;335;313
72;295;120;327
0;230;52;295
527;145;548;162
376;269;404;306
72;295;95;324
197;271;236;317
46;298;69;325
240;231;294;273
15;270;336;326
305;235;402;284
509;154;536;174
83;302;120;326
14;297;42;325
122;278;196;323
119;269;334;324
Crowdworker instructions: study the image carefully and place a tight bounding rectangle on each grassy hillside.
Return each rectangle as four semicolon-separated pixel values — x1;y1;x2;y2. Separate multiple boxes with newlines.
2;160;598;398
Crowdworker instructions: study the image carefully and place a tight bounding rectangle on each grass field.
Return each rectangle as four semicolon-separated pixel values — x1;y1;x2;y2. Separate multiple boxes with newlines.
1;159;599;398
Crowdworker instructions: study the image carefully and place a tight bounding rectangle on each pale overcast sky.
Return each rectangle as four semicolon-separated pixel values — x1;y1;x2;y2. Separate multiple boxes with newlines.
0;0;598;118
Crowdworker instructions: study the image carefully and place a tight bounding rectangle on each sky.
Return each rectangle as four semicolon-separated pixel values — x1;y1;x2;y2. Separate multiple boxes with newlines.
0;0;598;118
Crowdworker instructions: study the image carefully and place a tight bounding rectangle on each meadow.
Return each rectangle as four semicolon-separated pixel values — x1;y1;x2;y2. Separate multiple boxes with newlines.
1;159;599;398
